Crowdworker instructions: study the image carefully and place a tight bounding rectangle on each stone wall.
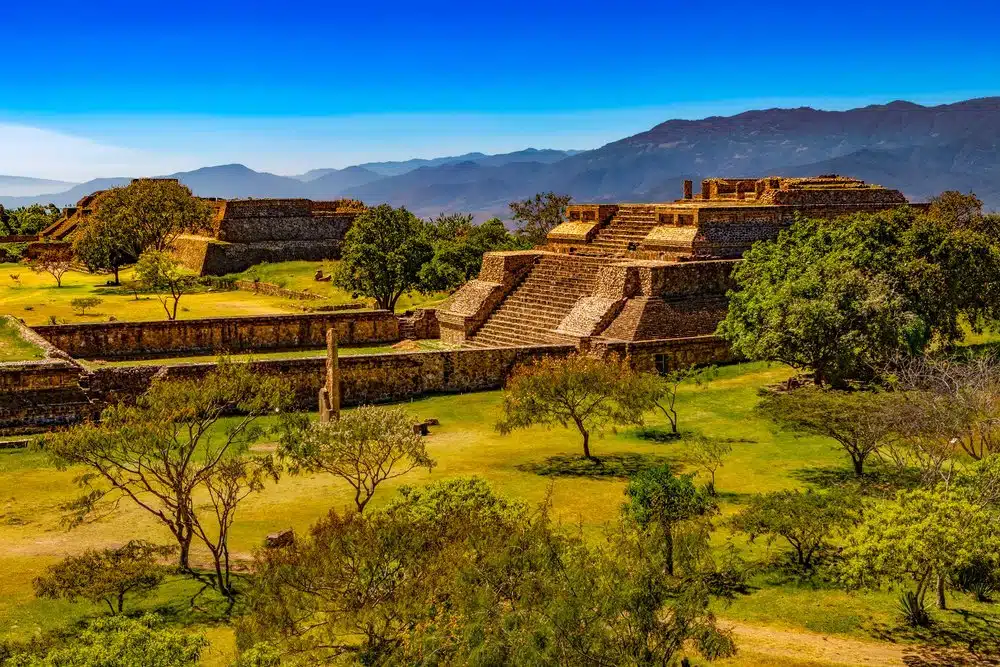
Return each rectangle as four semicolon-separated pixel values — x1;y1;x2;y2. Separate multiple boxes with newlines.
591;335;734;372
32;311;400;360
213;199;361;243
173;236;344;276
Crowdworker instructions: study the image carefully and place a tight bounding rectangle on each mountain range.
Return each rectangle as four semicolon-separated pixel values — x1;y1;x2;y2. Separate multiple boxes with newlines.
3;98;999;217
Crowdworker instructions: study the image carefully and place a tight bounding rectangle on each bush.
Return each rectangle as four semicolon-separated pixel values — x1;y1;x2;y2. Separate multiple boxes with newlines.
898;590;931;627
952;557;1000;602
70;297;103;315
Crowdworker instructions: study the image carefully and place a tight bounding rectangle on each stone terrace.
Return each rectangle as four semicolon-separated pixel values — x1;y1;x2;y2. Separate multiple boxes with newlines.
466;254;606;347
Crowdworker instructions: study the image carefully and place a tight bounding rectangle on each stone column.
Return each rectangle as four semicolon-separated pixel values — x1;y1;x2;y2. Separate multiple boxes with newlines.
319;327;340;421
683;179;693;200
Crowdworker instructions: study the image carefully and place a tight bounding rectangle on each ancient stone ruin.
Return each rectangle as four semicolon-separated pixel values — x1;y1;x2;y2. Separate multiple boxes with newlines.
34;179;365;275
437;176;916;372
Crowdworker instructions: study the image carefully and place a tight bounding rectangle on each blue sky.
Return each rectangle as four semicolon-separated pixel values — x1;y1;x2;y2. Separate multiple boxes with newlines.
2;0;998;181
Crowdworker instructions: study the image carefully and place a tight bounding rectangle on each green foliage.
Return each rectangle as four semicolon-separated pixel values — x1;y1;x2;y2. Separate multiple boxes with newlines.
4;614;206;667
508;192;571;246
719;197;1000;385
684;436;733;495
335;204;433;311
31;255;72;287
32;541;174;614
134;250;196;320
0;242;28;263
279;405;436;513
841;487;1000;621
69;297;102;315
238;477;735;666
638;364;717;434
757;387;901;477
623;465;715;575
418;214;530;292
0;203;60;236
43;361;291;600
730;489;859;571
496;354;650;459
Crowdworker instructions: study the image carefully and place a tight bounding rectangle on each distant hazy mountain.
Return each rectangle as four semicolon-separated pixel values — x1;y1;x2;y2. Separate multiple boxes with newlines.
0;175;77;198
4;100;999;216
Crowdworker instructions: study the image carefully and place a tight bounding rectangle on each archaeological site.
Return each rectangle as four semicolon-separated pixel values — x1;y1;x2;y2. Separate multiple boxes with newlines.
1;175;917;434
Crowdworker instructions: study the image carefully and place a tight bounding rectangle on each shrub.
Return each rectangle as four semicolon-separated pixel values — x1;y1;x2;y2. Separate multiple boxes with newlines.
70;297;103;315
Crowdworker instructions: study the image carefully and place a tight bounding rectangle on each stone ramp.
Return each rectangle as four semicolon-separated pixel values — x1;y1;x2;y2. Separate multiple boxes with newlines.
466;255;605;348
587;205;660;255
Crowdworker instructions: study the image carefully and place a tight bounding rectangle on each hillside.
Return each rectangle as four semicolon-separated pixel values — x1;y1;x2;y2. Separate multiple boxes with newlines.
4;98;999;215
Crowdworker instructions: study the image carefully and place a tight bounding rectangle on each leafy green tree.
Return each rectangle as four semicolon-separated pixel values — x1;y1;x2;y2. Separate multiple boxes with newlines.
7;614;206;667
134;250;195;320
639;364;717;434
280;405;436;513
44;362;290;601
623;465;715;576
496;354;649;460
842;487;1000;622
719;202;1000;386
730;489;859;571
88;179;210;253
33;541;174;614
70;297;102;315
72;212;135;285
0;203;60;236
685;436;732;495
419;214;530;291
509;192;571;246
757;387;901;477
239;477;736;666
335;204;433;311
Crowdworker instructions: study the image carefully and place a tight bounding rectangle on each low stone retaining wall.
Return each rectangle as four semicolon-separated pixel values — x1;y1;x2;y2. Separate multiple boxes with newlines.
31;311;400;360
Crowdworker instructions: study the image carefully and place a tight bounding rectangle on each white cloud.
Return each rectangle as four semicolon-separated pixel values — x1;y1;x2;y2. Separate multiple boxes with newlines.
0;123;196;182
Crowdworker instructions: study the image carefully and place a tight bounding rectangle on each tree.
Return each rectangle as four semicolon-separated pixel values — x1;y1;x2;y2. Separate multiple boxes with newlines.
509;192;571;246
280;405;436;513
639;364;717;434
32;254;72;287
134;250;195;320
622;465;714;576
72;212;135;285
0;203;60;236
33;541;174;614
496;354;649;460
70;297;102;315
7;614;206;667
419;214;530;292
842;487;1000;623
89;179;210;253
730;489;859;571
685;436;732;495
718;204;1000;385
239;477;735;666
757;387;901;477
44;361;290;601
334;204;433;311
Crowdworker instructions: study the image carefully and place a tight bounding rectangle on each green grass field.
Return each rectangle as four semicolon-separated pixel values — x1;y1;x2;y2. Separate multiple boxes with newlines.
3;361;997;665
224;260;450;311
0;263;305;326
0;317;44;362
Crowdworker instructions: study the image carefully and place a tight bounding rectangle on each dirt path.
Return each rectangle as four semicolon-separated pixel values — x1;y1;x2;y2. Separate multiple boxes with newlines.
726;620;999;667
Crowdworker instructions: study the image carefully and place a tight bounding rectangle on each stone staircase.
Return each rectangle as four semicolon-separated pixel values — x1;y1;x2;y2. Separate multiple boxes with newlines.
466;254;606;347
587;205;659;255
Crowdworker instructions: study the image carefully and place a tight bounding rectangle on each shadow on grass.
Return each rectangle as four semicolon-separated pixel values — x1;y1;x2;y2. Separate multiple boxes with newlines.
634;427;682;443
871;607;1000;666
517;453;673;479
791;465;922;497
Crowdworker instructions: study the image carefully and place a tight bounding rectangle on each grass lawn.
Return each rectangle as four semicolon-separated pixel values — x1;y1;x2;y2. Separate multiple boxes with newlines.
0;263;304;326
224;260;450;311
83;340;460;367
3;361;997;664
0;317;44;362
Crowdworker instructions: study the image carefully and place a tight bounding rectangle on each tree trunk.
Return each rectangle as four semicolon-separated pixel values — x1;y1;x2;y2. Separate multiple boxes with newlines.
112;265;120;285
581;428;593;460
664;525;675;576
852;455;864;477
936;572;947;610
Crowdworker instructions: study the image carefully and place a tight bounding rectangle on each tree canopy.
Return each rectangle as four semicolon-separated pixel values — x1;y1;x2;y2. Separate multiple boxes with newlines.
0;203;60;236
508;192;571;246
335;204;434;311
719;193;1000;385
418;214;529;291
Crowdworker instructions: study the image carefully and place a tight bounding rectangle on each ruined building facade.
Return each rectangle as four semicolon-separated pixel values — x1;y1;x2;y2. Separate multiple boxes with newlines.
36;179;365;275
437;176;916;371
